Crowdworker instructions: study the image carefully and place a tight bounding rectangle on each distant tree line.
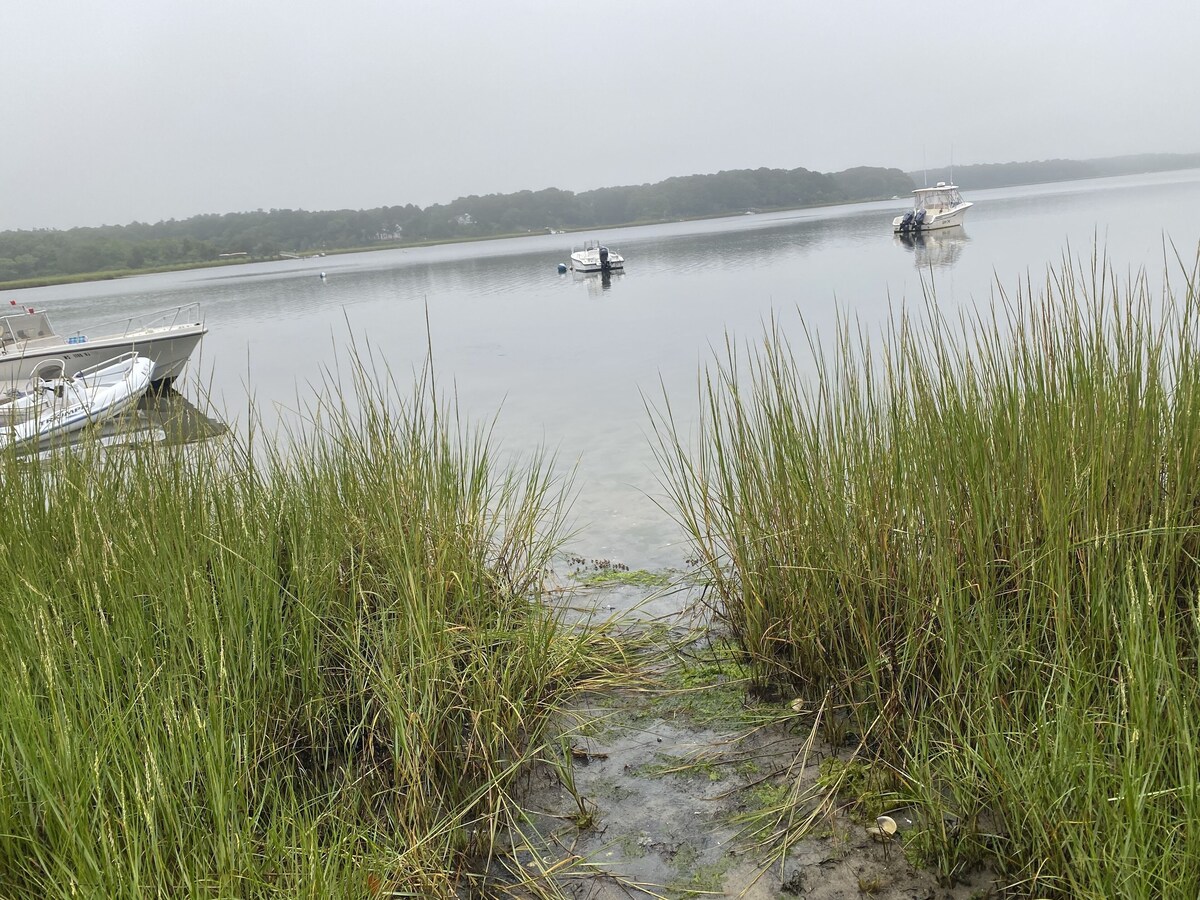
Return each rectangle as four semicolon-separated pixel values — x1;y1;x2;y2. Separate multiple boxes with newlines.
915;152;1200;191
0;165;914;284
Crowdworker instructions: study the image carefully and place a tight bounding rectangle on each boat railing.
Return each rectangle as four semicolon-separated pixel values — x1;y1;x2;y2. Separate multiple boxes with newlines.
70;350;142;381
67;302;205;340
29;358;69;382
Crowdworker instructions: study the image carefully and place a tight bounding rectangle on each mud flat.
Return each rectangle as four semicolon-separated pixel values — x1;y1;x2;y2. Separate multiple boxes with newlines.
505;578;1000;899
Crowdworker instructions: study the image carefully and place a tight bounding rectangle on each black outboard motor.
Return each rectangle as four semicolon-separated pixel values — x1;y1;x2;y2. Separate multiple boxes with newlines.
913;208;926;229
599;246;610;271
899;210;915;232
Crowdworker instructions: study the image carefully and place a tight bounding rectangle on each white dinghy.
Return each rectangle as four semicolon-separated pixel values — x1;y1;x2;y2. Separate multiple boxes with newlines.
0;352;155;453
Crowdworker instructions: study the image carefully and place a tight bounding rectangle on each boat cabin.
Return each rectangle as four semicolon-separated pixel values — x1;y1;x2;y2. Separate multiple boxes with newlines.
0;311;57;348
911;183;965;212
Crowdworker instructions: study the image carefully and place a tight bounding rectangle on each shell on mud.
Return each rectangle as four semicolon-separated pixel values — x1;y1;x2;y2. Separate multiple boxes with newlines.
866;815;898;840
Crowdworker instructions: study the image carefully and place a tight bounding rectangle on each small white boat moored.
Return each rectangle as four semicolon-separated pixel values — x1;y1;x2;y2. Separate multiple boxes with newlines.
570;240;624;273
893;182;973;233
0;352;155;452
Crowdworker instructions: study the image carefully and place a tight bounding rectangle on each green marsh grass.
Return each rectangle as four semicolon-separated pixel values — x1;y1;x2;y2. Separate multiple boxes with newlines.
0;365;623;898
654;249;1200;898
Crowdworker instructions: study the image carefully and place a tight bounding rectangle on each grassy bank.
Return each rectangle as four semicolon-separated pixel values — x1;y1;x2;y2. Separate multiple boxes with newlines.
654;249;1200;897
0;368;623;898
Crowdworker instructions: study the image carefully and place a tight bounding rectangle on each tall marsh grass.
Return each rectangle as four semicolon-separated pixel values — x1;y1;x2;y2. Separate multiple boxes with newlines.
0;366;617;898
654;251;1200;897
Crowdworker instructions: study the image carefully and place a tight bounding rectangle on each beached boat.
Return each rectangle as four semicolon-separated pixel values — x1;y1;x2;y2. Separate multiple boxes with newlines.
0;352;155;452
0;302;205;389
892;183;973;233
570;240;624;273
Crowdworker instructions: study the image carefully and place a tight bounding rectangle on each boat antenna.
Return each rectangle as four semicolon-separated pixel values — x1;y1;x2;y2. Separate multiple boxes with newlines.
950;144;954;184
922;146;927;187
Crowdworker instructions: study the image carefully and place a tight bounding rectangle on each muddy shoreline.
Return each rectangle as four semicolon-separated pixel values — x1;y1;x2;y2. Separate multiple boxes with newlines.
495;577;1001;899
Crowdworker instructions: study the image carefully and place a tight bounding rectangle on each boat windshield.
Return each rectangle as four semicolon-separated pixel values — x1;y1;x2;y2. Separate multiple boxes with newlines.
0;312;56;345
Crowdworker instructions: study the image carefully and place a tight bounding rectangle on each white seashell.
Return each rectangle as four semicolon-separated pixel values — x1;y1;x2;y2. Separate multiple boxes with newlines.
867;815;898;841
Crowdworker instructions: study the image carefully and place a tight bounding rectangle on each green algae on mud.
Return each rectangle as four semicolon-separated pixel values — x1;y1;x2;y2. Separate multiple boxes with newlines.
515;610;998;900
565;554;676;589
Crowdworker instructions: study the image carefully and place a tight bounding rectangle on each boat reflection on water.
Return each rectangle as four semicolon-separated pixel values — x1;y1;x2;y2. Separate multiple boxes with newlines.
89;387;227;449
574;268;624;296
894;227;971;270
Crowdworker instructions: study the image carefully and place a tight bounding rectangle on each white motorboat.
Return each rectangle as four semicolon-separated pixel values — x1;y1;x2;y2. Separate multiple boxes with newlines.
0;302;205;389
892;182;973;233
0;352;155;452
570;240;624;273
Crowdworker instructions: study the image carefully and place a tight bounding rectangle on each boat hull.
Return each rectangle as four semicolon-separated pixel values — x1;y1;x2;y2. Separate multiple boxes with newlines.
892;202;973;233
0;324;206;388
570;256;625;273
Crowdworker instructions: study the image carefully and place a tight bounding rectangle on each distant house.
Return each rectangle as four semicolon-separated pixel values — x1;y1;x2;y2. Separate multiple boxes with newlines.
455;213;475;226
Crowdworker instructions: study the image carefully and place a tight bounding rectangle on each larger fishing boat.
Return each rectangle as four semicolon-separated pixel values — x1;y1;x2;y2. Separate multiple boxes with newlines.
892;183;973;233
0;302;205;388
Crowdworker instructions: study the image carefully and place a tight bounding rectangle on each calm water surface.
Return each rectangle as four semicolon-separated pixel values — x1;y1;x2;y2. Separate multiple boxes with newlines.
13;169;1200;567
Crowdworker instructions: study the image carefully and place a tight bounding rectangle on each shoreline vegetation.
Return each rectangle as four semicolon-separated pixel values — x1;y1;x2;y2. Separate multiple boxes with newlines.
2;150;1197;292
651;247;1200;897
0;362;636;897
2;247;1200;896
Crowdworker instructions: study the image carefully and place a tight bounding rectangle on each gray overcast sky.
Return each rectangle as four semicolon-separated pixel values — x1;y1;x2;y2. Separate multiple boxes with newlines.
3;0;1197;231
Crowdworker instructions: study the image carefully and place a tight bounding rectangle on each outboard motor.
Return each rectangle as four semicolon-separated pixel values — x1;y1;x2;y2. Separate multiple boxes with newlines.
913;208;926;229
899;210;915;232
599;246;610;272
